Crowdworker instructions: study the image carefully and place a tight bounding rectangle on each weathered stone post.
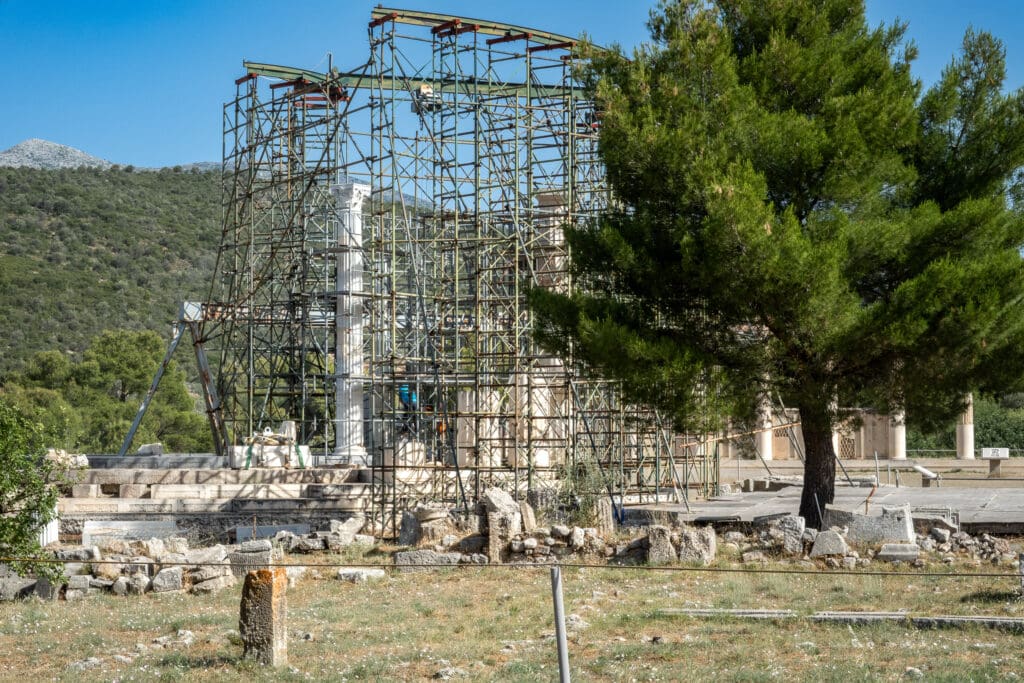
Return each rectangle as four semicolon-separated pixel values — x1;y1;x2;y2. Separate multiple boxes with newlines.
239;568;288;667
1018;552;1024;597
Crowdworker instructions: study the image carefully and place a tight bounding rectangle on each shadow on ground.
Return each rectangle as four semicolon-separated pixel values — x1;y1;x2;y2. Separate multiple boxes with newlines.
959;589;1020;604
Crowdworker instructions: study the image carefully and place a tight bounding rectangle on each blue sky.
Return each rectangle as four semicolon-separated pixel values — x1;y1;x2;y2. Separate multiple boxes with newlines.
1;1;1022;167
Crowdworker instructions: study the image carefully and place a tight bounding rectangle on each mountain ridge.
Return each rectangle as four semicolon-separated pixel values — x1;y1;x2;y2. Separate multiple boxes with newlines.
0;138;113;170
0;138;217;171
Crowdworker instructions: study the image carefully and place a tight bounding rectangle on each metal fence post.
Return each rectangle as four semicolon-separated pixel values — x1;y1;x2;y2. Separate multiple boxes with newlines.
550;566;571;683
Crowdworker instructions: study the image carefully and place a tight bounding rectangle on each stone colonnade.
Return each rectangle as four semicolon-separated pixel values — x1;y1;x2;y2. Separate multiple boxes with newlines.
753;393;975;461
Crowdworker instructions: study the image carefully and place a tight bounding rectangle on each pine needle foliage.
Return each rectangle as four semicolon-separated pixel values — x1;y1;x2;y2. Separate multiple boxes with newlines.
530;0;1024;527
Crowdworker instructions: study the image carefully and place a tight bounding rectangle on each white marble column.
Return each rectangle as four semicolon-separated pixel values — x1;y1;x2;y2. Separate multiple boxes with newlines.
889;409;907;460
331;182;371;465
755;394;773;461
956;393;975;460
829;397;841;457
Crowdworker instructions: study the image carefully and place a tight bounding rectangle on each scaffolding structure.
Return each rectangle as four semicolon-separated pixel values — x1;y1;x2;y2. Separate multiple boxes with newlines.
206;7;718;530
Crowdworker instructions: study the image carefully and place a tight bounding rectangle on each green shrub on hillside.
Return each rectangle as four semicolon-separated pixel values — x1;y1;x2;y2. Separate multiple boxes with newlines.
0;166;219;375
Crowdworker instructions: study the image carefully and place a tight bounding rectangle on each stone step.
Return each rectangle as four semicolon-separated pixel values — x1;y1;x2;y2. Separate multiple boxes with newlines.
229;498;368;513
305;483;374;498
87;455;224;469
148;483;371;500
150;484;307;500
59;496;369;515
77;467;362;486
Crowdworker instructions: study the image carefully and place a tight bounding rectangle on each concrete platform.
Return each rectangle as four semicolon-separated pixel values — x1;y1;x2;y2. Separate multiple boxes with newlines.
627;483;1024;533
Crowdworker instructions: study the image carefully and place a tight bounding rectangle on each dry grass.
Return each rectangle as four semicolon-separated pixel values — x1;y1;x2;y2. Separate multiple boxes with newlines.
2;554;1024;681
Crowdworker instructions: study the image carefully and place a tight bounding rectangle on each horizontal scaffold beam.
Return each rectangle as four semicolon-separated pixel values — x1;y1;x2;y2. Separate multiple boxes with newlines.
240;61;589;100
371;6;583;47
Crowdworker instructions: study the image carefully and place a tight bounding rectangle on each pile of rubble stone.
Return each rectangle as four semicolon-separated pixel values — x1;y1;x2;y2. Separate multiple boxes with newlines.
705;503;1018;570
0;515;380;601
4;491;1022;602
393;487;638;568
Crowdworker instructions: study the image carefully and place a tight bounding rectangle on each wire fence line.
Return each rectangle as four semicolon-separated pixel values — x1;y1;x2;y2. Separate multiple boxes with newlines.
3;555;1022;580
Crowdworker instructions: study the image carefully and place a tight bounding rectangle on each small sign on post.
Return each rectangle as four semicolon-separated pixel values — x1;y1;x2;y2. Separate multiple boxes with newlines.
981;448;1010;477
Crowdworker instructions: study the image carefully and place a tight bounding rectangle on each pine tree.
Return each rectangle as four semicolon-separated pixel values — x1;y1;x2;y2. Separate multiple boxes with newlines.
530;0;1024;528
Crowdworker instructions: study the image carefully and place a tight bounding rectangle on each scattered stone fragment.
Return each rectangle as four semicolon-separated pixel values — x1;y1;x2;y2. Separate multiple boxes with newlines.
69;657;102;670
394;550;463;572
88;577;114;592
876;544;921;563
128;573;151;594
54;547;101;563
0;572;36;601
809;530;848;558
192;575;237;594
566;614;590;630
241;539;273;553
330;514;366;537
151;566;184;593
190;563;231;583
67;575;91;591
185;545;227;566
678;526;717;565
519;501;537;533
646;525;676;565
823;504;915;544
777;515;806;554
229;546;274;579
336;568;386;583
398;511;423;546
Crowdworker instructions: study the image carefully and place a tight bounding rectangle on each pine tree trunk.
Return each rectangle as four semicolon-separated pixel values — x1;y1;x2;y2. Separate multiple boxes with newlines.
798;403;836;530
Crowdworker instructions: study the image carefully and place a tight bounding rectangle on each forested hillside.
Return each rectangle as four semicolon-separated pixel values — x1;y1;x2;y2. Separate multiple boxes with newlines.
0;166;220;374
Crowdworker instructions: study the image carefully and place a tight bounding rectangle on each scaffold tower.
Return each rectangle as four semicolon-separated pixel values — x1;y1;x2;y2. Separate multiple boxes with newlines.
205;7;718;530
